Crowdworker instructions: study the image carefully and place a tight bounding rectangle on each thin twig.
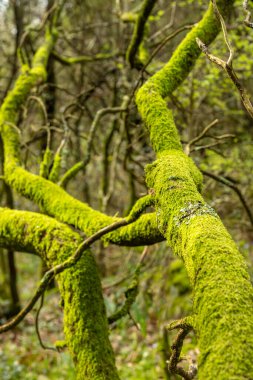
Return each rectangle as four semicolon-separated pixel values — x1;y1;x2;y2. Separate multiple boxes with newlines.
148;2;177;43
59;98;129;188
202;170;253;227
196;38;253;119
185;119;219;155
212;0;234;66
129;24;195;104
108;246;149;324
35;292;57;351
167;318;196;380
191;140;228;152
243;0;253;28
27;96;48;126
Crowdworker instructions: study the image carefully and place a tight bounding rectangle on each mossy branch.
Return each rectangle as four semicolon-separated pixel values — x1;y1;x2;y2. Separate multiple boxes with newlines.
0;195;152;333
126;0;157;69
135;1;233;154
52;50;116;65
135;0;253;378
0;207;120;379
0;28;163;246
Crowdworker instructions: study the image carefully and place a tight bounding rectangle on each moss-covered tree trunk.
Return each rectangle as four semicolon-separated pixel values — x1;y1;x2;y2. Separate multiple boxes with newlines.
136;1;253;378
0;24;120;380
0;208;120;379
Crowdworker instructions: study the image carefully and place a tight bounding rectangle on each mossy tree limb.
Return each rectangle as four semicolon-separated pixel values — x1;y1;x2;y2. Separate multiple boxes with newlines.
145;153;253;379
0;207;120;379
136;1;253;378
0;26;162;247
126;0;157;68
136;1;233;154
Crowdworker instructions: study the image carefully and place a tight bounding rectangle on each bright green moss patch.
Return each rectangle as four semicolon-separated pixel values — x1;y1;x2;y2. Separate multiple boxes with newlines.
135;1;234;154
40;149;52;178
58;250;120;380
49;153;62;183
59;161;84;188
144;149;253;379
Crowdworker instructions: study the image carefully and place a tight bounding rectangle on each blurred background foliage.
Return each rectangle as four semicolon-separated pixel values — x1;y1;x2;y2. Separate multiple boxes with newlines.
0;0;253;378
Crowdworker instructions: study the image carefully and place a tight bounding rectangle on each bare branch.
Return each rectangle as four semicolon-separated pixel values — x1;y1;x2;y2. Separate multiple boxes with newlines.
243;0;253;28
185;119;219;155
59;97;129;188
202;170;253;227
108;246;149;324
148;2;177;43
196;38;253;119
212;0;234;66
167;318;196;380
35;292;57;351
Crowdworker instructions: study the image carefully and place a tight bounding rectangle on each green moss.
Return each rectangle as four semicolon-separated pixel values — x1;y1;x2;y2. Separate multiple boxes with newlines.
135;1;253;377
59;161;83;188
3;161;162;246
0;208;120;379
182;215;253;379
0;25;122;377
135;1;234;154
58;250;120;380
40;149;52;178
121;12;137;23
144;149;253;379
126;194;153;222
48;153;61;183
54;340;67;351
126;0;157;68
0;26;163;247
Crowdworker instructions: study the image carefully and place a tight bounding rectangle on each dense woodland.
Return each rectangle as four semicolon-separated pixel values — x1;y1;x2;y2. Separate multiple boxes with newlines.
0;0;253;379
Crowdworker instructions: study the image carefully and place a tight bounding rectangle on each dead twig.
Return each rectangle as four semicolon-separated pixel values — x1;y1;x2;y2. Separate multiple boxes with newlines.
202;170;253;227
167;318;196;380
243;0;253;29
108;246;148;324
196;1;253;119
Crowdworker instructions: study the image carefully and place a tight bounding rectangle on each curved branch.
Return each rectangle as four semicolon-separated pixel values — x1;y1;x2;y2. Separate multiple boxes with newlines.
0;207;120;379
126;0;157;68
135;1;253;378
52;50;116;65
202;170;253;227
136;2;229;153
0;27;163;247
